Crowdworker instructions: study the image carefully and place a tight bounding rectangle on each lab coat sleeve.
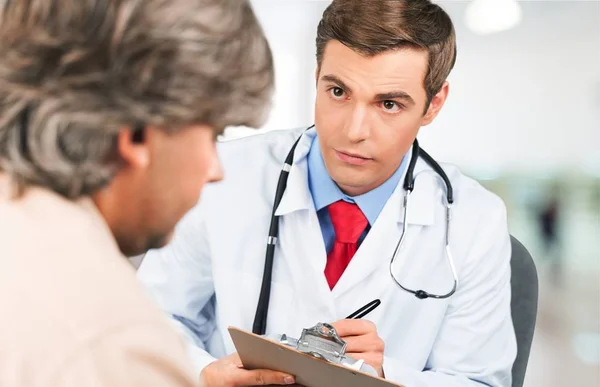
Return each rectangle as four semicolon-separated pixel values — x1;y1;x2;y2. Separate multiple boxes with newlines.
382;199;517;387
136;203;218;377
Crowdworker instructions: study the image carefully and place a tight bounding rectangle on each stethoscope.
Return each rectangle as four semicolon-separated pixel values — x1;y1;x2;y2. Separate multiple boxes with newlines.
252;126;458;335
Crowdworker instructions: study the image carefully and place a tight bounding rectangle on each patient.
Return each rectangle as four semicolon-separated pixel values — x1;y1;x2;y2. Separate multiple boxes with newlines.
0;0;284;386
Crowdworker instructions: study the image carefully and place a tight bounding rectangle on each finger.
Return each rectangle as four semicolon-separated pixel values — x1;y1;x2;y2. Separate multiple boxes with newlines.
331;319;376;336
346;352;383;368
218;352;244;368
226;352;243;367
237;369;295;386
342;334;384;353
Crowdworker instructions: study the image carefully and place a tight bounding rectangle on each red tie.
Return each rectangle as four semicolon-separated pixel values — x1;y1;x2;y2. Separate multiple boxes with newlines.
324;200;368;289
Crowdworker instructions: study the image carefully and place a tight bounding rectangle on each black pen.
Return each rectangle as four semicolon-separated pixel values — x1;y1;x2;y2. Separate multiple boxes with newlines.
345;299;381;319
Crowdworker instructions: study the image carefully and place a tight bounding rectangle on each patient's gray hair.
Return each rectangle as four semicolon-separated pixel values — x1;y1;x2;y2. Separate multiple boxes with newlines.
0;0;274;198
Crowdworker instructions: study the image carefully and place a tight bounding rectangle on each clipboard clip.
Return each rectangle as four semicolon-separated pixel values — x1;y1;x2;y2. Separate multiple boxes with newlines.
297;323;347;362
274;323;377;376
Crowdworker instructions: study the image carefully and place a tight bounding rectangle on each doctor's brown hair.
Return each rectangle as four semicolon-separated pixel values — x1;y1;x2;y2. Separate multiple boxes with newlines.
316;0;456;108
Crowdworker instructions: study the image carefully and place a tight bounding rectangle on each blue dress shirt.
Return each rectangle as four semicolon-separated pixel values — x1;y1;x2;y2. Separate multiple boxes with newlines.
307;135;409;253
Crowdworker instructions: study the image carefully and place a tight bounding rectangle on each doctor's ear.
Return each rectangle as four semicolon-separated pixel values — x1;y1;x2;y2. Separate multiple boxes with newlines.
421;81;449;126
117;124;150;168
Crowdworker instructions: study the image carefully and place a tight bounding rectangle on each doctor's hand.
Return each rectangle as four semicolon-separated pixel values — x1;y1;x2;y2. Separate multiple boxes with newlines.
332;319;385;378
200;353;297;387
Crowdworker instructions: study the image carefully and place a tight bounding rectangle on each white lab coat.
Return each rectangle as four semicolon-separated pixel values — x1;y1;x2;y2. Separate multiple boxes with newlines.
137;127;517;387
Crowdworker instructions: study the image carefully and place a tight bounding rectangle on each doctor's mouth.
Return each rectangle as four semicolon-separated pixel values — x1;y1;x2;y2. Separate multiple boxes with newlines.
334;149;373;166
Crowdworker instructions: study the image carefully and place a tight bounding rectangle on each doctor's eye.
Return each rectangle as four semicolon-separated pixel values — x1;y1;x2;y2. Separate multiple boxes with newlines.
380;100;402;113
328;87;346;99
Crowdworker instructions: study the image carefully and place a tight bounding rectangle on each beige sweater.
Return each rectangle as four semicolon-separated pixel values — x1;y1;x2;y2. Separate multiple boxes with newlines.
0;175;198;387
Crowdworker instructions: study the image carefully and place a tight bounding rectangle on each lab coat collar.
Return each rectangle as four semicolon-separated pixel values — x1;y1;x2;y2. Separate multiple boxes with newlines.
273;128;315;216
275;130;436;227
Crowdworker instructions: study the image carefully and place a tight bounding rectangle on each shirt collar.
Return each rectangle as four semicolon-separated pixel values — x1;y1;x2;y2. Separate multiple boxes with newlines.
307;135;409;225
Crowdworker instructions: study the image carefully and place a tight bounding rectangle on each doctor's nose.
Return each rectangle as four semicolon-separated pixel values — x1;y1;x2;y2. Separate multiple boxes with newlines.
345;106;370;143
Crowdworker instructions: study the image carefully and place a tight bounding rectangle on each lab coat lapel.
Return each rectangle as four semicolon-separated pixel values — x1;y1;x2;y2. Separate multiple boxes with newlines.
272;130;338;323
331;159;436;299
277;205;339;327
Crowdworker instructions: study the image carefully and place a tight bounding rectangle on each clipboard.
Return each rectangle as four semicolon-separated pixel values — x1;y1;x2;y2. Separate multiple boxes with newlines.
228;326;403;387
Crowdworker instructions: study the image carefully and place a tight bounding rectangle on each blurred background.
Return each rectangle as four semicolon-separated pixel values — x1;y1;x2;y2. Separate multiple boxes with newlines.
229;1;600;386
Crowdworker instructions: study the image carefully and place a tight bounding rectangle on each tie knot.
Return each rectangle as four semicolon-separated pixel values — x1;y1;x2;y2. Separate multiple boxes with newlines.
328;200;368;243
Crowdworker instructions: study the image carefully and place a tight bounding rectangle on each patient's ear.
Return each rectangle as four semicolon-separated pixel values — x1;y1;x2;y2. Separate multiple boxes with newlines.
117;125;149;168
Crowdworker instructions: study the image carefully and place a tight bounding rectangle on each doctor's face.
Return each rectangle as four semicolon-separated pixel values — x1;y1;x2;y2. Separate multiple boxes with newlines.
314;40;448;196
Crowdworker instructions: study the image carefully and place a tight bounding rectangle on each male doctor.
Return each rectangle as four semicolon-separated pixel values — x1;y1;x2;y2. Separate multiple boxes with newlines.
138;0;517;386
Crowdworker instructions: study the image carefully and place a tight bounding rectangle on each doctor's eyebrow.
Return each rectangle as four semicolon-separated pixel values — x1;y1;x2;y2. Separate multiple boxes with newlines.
321;75;352;93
